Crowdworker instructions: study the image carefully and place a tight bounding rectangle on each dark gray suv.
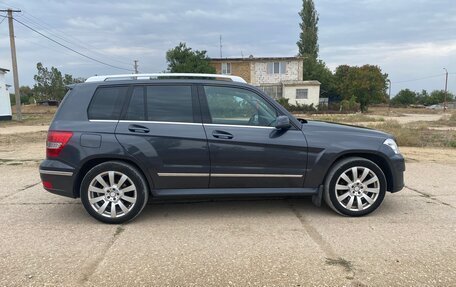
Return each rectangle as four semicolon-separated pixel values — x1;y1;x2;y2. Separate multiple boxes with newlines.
39;74;405;223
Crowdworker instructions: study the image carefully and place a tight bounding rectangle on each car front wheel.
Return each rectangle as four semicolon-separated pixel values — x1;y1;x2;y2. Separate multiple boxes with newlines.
80;161;149;224
324;157;386;216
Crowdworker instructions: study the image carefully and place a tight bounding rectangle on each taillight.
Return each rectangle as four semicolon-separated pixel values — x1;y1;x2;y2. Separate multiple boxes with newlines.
46;131;73;158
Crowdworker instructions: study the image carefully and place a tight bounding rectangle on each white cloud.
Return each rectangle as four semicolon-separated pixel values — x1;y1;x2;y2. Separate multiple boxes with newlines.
0;0;453;95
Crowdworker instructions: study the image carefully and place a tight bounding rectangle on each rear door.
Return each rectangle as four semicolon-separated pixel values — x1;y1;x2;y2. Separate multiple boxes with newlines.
200;85;308;188
115;84;210;190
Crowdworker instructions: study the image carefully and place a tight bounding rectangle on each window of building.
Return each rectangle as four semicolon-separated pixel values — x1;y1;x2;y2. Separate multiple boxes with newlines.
204;86;277;127
221;63;231;74
88;86;129;120
267;62;287;74
125;85;194;123
296;89;308;99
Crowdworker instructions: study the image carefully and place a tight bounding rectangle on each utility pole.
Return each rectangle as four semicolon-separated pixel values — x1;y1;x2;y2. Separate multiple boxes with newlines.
443;68;448;112
1;8;22;120
133;60;139;74
387;79;391;116
219;35;222;58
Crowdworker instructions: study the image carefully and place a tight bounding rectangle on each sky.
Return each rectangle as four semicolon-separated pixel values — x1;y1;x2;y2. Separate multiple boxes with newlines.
0;0;455;96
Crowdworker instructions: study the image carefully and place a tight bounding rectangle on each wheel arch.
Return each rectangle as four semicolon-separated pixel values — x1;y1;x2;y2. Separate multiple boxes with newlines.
73;155;154;198
324;152;394;192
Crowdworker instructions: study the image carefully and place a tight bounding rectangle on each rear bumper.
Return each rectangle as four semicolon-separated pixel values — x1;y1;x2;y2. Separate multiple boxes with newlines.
388;154;405;193
39;160;76;198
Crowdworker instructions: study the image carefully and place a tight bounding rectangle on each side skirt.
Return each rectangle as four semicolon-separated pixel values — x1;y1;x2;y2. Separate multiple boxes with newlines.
153;187;319;198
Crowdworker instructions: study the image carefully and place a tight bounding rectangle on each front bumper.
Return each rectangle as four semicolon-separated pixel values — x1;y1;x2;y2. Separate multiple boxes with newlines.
39;160;76;198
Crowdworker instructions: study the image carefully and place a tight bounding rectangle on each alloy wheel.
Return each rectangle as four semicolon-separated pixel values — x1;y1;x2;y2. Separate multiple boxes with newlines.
335;166;380;211
88;171;137;218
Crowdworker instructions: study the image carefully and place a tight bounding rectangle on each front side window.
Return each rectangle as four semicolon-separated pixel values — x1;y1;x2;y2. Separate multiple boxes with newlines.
204;86;277;127
221;63;231;74
296;88;308;99
125;85;193;123
88;86;129;120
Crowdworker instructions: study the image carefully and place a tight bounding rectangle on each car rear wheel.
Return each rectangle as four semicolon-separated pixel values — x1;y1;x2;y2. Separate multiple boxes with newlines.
80;161;149;224
324;157;386;216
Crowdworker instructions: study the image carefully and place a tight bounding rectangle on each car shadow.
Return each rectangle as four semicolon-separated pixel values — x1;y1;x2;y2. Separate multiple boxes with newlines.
133;196;337;223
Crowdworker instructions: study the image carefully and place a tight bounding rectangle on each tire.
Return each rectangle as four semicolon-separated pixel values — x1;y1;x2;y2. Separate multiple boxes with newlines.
324;157;386;217
80;161;149;224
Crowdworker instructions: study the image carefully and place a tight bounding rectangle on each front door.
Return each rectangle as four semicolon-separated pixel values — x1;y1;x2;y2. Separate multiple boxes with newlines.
115;84;210;189
200;85;308;188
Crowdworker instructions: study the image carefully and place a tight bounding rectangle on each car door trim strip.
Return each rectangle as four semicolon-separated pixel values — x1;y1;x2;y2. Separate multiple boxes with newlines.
211;173;302;178
157;173;210;177
157;173;302;178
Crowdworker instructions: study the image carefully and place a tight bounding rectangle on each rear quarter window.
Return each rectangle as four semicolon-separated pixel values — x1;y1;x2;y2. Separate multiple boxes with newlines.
88;86;129;120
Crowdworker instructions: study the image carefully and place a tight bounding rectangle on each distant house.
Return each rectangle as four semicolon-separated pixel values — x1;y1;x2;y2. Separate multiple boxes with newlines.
0;68;12;121
210;56;321;106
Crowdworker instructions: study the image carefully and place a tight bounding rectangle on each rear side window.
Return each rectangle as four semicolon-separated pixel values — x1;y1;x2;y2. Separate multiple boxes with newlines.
88;86;129;120
125;85;193;123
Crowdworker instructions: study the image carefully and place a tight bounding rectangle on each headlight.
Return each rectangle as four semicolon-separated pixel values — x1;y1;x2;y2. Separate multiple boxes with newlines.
383;138;399;154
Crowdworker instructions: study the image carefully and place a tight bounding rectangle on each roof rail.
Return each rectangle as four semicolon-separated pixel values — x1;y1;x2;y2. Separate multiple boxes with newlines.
85;73;247;83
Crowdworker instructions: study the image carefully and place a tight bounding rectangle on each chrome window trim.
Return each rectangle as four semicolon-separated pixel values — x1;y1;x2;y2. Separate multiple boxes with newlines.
204;123;275;130
118;120;203;126
39;169;73;176
89;119;119;123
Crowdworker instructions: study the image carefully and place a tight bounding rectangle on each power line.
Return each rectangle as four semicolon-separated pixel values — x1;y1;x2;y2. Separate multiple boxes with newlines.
16;12;133;66
392;73;445;84
13;17;133;72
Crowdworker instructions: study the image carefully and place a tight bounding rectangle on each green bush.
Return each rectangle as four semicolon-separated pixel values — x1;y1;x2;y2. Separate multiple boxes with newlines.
276;98;291;109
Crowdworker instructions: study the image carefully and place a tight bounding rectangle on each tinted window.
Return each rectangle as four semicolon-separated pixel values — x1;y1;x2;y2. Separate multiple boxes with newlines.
125;87;146;120
204;86;277;126
88;86;128;120
146;86;193;122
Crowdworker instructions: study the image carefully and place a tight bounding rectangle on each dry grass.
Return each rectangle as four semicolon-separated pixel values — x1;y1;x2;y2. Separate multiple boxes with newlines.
368;106;441;116
368;120;456;148
299;113;385;123
0;105;56;127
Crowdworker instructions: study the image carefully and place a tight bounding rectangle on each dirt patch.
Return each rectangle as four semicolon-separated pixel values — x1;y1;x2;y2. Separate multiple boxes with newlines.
0;132;46;165
375;113;444;124
401;147;456;164
0;126;49;135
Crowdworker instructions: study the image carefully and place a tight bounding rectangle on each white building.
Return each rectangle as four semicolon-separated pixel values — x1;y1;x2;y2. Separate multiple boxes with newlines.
0;68;12;121
210;56;321;106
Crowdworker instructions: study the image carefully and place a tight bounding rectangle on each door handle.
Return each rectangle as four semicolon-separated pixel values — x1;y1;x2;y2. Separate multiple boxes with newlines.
128;124;150;133
212;130;233;139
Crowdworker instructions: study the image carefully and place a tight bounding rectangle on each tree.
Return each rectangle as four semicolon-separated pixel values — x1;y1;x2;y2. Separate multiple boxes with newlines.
33;62;82;101
428;90;454;106
302;57;335;98
297;0;319;59
166;42;215;73
391;89;455;107
390;89;417;106
334;64;388;112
